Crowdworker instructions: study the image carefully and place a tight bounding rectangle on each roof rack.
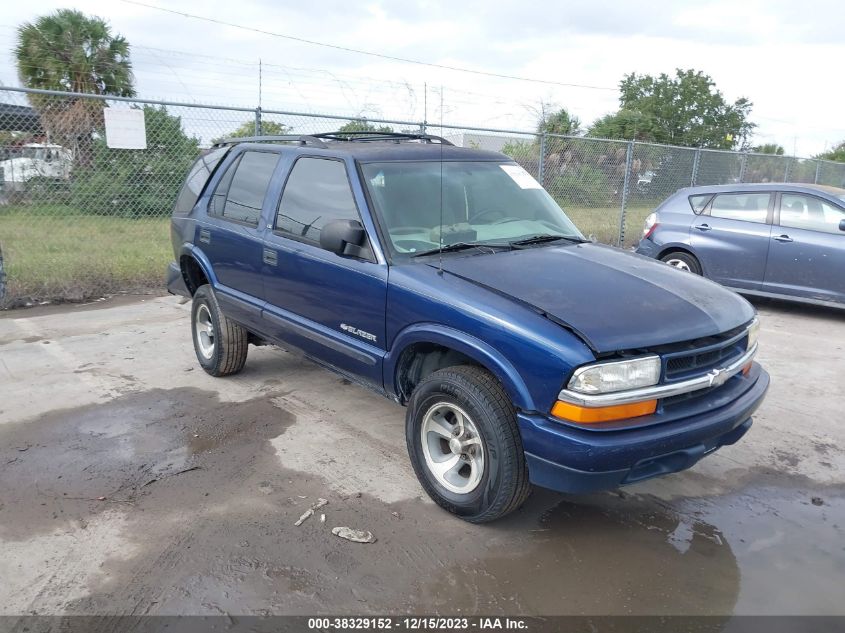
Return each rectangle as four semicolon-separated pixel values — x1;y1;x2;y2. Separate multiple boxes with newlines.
210;131;455;149
212;134;328;149
312;131;454;145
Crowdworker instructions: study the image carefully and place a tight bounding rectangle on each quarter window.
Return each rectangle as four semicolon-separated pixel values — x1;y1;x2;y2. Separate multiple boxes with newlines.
209;151;280;226
709;193;771;223
688;194;712;213
780;194;845;234
173;146;228;216
276;158;360;243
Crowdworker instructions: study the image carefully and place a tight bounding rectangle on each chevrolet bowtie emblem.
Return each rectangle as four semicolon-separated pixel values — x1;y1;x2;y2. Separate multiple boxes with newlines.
707;367;730;387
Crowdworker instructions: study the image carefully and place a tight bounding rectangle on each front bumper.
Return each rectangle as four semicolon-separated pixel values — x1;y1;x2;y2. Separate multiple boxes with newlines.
166;261;190;298
519;363;769;493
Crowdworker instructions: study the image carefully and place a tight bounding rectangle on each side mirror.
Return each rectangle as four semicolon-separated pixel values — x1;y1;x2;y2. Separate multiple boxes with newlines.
320;219;367;256
839;219;845;232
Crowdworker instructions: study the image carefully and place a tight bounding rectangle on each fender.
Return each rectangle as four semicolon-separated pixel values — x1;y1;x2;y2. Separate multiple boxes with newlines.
384;323;534;411
178;243;219;288
656;241;698;259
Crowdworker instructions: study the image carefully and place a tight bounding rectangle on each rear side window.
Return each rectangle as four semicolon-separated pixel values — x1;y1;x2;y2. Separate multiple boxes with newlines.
209;151;280;226
172;147;228;216
688;194;712;213
709;193;771;223
276;157;360;243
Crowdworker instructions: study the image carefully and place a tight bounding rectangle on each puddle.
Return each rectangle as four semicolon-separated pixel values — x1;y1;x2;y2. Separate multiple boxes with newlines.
418;482;845;615
418;491;740;615
0;388;295;543
1;387;843;616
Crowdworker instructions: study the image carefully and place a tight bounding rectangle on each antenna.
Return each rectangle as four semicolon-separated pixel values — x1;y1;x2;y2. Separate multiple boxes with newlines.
438;85;444;275
423;82;427;126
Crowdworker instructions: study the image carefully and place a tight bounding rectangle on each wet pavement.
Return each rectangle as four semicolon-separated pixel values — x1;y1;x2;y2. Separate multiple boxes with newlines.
0;295;843;616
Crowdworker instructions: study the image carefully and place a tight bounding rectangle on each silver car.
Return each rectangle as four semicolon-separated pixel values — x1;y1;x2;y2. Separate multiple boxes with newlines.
635;183;845;308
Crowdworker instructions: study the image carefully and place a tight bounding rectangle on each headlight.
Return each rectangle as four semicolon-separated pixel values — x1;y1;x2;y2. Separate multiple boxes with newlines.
567;355;661;395
747;318;760;350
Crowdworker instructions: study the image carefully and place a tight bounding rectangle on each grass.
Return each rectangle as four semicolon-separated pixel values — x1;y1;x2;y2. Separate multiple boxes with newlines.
0;204;171;305
563;204;654;247
0;202;656;306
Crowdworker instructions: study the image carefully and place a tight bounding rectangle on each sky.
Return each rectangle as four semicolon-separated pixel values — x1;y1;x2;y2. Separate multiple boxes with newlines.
0;0;843;155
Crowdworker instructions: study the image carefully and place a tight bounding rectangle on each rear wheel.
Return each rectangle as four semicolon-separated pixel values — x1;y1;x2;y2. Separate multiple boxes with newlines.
191;284;248;376
661;251;701;275
406;365;531;523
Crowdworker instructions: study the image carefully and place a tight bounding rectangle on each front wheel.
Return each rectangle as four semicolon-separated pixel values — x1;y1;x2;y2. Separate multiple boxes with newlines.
191;284;248;376
406;365;531;523
661;251;702;275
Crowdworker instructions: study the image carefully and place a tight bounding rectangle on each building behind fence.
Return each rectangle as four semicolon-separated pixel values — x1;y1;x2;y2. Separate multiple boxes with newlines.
1;85;844;307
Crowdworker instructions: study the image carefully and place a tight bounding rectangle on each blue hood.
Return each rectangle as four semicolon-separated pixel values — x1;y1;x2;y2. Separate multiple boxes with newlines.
435;243;755;353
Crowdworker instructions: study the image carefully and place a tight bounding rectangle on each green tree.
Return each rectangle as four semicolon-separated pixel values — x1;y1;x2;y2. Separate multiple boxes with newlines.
336;119;393;135
596;69;755;149
71;106;199;217
212;120;289;144
587;109;657;141
752;143;785;155
817;141;845;162
501;139;536;160
14;9;135;163
537;108;581;137
549;164;612;207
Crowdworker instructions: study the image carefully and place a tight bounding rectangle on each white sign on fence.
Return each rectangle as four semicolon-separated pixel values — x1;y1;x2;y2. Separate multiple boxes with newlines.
103;108;147;149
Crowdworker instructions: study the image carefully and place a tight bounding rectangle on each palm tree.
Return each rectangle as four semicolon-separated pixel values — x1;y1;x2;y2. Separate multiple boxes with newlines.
14;9;136;163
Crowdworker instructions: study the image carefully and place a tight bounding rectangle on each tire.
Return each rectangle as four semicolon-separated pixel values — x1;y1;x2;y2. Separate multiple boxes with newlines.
191;284;248;376
661;251;702;275
406;365;531;523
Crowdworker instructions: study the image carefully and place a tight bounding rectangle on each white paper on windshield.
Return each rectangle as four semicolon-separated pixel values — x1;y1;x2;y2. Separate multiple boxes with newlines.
500;164;542;189
104;108;147;149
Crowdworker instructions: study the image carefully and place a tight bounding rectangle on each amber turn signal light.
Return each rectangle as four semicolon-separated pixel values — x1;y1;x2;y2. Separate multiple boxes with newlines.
551;399;657;424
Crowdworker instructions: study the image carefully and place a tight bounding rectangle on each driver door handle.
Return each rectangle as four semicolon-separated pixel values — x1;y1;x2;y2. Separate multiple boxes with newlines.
773;234;793;243
694;224;711;232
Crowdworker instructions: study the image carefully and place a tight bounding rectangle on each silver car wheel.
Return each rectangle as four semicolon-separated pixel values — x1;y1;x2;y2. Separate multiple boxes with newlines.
665;258;692;272
195;304;215;360
420;402;485;495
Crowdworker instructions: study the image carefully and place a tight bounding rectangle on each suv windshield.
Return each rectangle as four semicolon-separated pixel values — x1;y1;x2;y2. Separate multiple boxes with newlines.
361;161;583;257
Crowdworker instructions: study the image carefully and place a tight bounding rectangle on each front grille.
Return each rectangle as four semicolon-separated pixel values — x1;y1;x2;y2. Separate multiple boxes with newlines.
665;343;742;379
660;329;749;383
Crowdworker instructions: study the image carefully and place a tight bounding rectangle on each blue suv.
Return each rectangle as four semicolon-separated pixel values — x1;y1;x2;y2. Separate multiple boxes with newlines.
167;132;769;523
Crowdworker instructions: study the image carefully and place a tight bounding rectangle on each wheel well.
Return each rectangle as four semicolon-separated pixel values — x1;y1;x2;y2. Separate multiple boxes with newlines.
658;246;697;262
395;343;479;404
180;255;209;296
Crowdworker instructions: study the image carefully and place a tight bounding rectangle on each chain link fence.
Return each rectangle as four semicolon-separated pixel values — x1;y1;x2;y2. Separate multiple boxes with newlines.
1;85;844;307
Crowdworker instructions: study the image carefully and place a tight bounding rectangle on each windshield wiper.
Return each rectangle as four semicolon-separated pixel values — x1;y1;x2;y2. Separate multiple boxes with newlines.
509;234;586;248
410;241;510;258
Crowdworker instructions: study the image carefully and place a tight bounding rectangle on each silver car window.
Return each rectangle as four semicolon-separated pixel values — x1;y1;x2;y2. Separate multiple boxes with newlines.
780;194;845;234
709;193;770;223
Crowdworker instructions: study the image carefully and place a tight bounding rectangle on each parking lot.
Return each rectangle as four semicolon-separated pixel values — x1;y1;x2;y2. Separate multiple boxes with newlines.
0;295;843;616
